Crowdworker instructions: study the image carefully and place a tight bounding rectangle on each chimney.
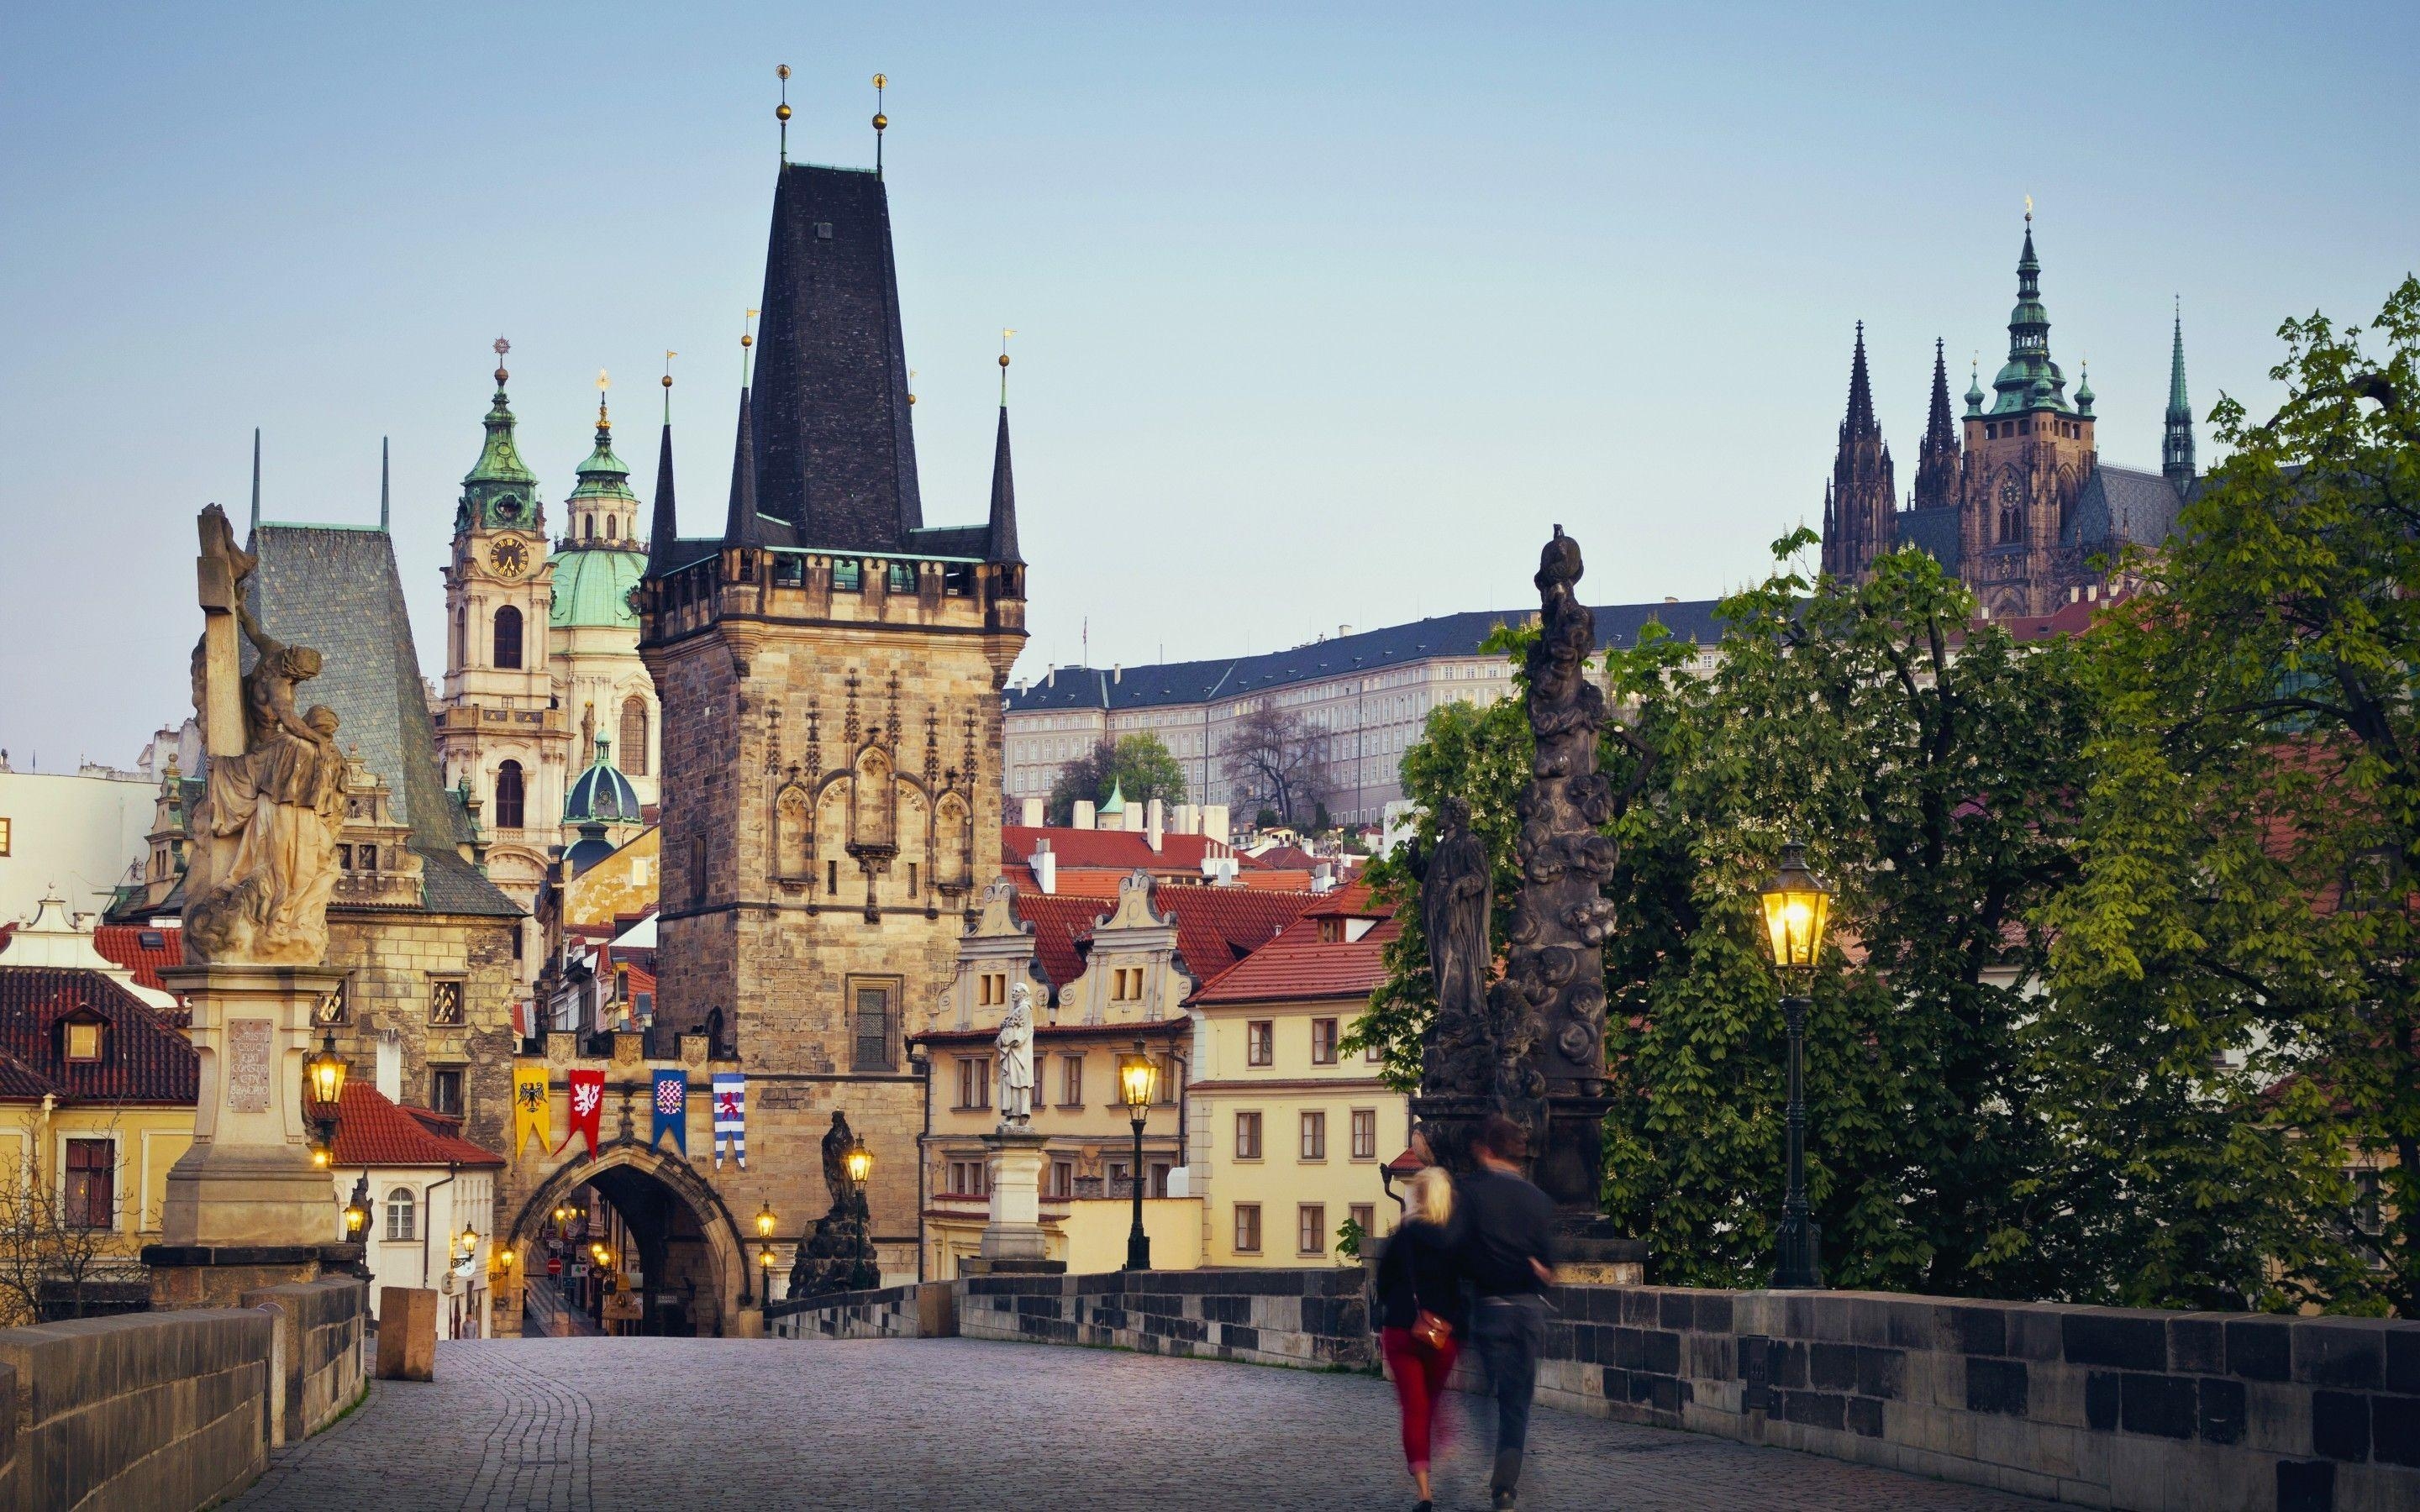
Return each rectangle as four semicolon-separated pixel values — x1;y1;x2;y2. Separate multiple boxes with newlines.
1145;798;1165;852
1020;797;1044;827
376;1030;402;1102
1073;800;1096;831
1172;802;1197;837
1113;664;1122;683
1339;625;1352;638
1034;840;1057;895
1122;802;1143;833
1664;596;1678;605
1200;803;1230;847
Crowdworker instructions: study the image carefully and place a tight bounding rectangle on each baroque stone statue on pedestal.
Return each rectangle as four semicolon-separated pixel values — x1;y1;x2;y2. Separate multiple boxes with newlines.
995;983;1035;1126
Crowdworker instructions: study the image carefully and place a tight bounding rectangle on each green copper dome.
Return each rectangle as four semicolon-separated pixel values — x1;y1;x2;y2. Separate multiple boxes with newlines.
549;545;644;629
458;363;543;533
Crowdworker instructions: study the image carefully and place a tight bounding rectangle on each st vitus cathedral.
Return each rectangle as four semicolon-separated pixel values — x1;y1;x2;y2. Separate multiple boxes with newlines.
637;157;1028;1250
1820;213;2202;619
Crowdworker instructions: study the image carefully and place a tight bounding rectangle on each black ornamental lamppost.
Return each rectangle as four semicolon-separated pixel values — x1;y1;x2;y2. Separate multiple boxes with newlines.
1117;1042;1159;1271
1757;842;1833;1290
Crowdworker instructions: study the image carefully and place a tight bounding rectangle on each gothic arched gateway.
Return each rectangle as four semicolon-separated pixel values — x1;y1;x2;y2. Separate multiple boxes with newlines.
507;1138;757;1337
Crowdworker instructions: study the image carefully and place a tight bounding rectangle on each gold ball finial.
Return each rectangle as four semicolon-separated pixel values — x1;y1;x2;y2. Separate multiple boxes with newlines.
662;374;673;389
777;64;792;81
872;72;886;89
998;353;1011;368
776;102;792;122
873;113;887;130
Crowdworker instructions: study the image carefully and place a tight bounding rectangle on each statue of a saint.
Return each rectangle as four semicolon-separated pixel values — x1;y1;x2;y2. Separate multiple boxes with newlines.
820;1110;859;1217
1413;795;1496;1098
995;982;1036;1126
183;505;346;965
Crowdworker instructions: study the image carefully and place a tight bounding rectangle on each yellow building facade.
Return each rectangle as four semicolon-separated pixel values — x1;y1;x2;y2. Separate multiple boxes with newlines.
1186;891;1407;1268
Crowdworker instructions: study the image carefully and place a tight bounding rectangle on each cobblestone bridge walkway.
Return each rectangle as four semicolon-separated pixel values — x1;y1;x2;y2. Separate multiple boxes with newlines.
231;1337;2049;1511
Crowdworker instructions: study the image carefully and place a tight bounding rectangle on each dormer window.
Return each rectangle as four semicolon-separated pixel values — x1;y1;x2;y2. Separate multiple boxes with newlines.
64;1017;104;1063
1318;917;1343;944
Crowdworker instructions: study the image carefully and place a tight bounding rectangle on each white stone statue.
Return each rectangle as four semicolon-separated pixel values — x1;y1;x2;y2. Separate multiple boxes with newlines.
182;504;345;966
995;982;1035;1127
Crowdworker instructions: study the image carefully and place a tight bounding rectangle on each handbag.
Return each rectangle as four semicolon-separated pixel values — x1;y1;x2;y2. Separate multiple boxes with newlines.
1412;1308;1454;1351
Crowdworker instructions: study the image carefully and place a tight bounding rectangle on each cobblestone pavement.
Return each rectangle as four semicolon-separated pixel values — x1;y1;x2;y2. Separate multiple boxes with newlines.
231;1336;2049;1511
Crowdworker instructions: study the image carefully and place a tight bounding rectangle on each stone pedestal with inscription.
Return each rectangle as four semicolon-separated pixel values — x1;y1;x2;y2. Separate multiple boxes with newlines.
145;963;360;1307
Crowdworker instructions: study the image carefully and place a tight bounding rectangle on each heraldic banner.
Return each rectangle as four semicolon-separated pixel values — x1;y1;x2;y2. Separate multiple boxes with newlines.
512;1063;550;1160
651;1068;687;1154
556;1068;605;1158
712;1071;745;1169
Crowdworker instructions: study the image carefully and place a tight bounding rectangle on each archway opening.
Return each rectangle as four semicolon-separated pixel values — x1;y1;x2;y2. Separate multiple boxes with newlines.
510;1147;748;1339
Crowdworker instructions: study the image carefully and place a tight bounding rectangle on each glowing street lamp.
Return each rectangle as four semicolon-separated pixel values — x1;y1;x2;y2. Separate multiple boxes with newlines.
1118;1042;1159;1271
1756;841;1834;1290
843;1140;873;1190
755;1201;778;1241
305;1032;349;1105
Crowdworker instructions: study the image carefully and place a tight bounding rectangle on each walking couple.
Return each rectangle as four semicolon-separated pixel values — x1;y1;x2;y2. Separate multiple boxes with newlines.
1375;1115;1558;1512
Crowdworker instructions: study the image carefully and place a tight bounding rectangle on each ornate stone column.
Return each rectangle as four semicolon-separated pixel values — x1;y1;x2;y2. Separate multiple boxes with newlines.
969;1127;1061;1274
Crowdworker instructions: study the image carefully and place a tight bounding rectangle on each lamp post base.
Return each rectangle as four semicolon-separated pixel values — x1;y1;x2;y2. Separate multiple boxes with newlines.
1770;1213;1824;1290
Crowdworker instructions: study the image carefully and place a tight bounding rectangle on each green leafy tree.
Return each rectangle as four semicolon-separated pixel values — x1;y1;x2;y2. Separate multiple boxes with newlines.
1354;533;2365;1307
2054;278;2420;1314
1045;733;1187;826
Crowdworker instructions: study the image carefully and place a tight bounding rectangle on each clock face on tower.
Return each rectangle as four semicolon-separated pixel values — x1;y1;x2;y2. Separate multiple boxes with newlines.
489;538;529;578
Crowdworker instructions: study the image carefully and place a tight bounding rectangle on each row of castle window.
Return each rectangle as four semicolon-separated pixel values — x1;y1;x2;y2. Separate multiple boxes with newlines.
950;1053;1174;1110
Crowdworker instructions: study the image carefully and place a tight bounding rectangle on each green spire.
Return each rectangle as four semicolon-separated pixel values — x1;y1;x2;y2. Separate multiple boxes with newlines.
1964;355;1986;416
1988;212;2070;416
2074;360;2095;415
1098;779;1127;816
2163;299;2196;484
458;339;542;534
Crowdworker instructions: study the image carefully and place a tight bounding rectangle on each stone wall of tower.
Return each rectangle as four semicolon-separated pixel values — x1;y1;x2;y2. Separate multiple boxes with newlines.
1957;411;2097;617
644;559;1023;1257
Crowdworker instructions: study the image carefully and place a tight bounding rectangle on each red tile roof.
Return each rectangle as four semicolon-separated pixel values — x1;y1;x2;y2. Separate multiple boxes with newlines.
1188;896;1402;1006
308;1080;504;1168
1156;889;1315;984
0;966;197;1105
1003;826;1267;873
92;923;184;994
1012;893;1113;990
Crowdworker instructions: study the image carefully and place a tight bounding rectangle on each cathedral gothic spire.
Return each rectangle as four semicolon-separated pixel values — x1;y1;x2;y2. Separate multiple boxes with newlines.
1819;322;1897;583
986;406;1022;565
2163;302;2196;486
1913;338;1962;512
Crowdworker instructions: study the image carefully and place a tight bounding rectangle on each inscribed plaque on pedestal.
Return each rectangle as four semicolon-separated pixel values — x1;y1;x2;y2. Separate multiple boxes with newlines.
227;1018;275;1112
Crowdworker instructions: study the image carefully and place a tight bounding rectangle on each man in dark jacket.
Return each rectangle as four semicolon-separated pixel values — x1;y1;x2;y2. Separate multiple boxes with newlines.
1458;1115;1557;1510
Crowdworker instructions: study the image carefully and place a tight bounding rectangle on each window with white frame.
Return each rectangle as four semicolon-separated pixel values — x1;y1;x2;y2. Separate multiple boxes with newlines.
385;1187;418;1242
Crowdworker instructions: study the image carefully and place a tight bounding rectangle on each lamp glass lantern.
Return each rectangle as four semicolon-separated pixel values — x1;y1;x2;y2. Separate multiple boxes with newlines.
1117;1049;1158;1115
1757;843;1833;974
458;1222;479;1258
305;1032;347;1106
755;1201;777;1240
843;1140;873;1189
342;1196;369;1238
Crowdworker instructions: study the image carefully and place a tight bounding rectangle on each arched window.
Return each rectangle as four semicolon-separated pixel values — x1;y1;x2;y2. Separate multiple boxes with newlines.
605;516;618;541
494;605;523;669
495;760;525;830
385;1187;416;1242
583;514;595;542
619;697;650;776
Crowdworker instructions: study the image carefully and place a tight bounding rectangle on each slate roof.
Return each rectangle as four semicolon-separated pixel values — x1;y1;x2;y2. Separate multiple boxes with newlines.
1005;600;1727;715
1893;505;1964;573
309;1080;503;1168
244;525;518;919
2064;465;2193;554
0;965;198;1104
749;164;923;552
1189;885;1402;1006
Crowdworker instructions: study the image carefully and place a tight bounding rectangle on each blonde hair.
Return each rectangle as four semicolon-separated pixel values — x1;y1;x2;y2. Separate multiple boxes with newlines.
1406;1166;1455;1227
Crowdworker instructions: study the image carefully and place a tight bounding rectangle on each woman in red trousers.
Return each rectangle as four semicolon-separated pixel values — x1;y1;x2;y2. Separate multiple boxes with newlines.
1375;1166;1468;1511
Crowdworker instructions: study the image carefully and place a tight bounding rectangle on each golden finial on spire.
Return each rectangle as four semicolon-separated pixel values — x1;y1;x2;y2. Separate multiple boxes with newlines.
872;72;888;176
662;351;676;420
741;309;760;387
907;366;917;407
595;367;612;428
776;64;792;164
492;335;510;387
2024;192;2033;223
998;328;1016;404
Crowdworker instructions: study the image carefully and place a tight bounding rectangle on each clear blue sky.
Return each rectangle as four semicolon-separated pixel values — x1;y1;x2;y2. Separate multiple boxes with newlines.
3;2;2414;767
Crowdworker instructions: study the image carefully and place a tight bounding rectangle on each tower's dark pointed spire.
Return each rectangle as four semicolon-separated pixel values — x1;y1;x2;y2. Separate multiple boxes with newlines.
1990;203;2068;414
1843;321;1879;440
1913;338;1963;512
723;386;760;547
380;437;390;531
987;406;1022;564
646;360;680;573
2163;299;2196;485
